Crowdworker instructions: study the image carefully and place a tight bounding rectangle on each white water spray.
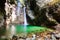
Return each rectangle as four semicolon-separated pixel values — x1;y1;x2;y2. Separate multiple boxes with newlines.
23;6;28;25
23;6;28;36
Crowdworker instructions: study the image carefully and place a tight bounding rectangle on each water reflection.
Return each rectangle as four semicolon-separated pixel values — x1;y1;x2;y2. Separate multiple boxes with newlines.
10;25;16;37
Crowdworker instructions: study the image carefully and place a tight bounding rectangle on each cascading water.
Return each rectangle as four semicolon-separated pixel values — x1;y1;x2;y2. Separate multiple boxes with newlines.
23;6;28;36
23;6;28;25
17;0;28;36
5;0;28;38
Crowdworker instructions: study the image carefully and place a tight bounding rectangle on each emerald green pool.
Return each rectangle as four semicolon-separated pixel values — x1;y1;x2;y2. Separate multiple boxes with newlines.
0;25;53;39
9;25;53;35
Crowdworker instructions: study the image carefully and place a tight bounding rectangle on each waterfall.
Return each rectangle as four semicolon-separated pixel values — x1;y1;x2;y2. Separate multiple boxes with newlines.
23;6;28;36
17;0;28;25
5;0;28;37
23;6;28;25
17;0;28;36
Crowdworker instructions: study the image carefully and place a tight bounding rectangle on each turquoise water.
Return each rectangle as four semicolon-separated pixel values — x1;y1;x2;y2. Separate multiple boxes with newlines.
9;25;52;34
0;25;53;39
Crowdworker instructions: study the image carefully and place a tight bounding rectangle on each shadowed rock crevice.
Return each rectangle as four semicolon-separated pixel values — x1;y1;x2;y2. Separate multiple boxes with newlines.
27;0;60;29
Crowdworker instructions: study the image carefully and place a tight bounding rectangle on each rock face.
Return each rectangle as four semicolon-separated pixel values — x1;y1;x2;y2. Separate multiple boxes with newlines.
0;14;4;27
54;24;60;32
26;0;60;27
36;0;53;7
0;0;60;27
